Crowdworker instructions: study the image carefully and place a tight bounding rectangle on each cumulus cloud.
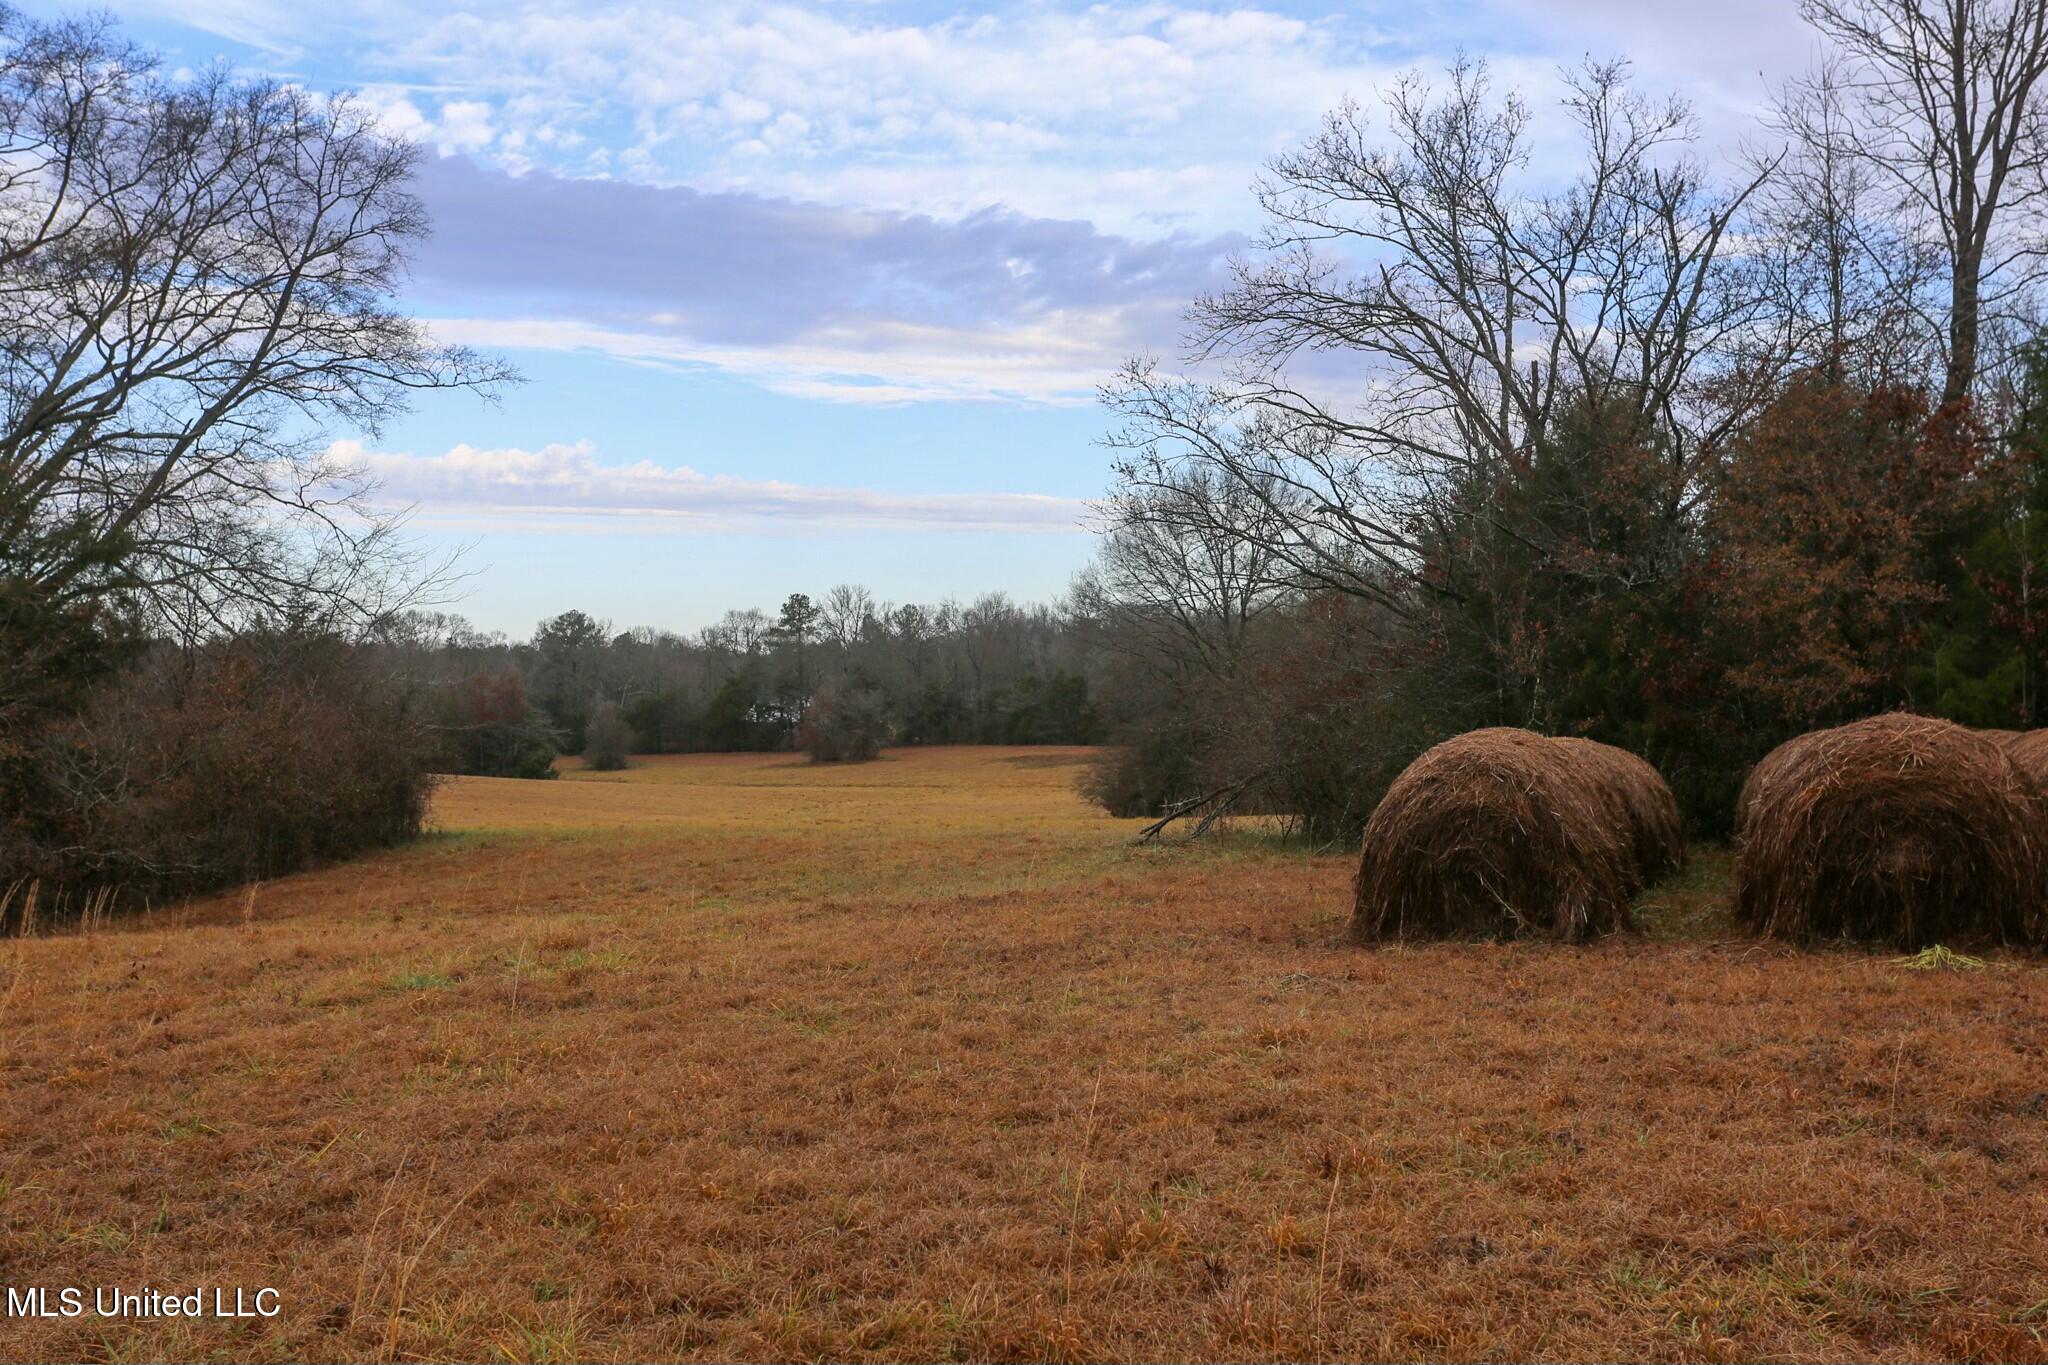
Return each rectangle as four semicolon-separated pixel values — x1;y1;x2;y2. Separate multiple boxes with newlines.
132;1;1430;232
127;1;1813;232
434;99;496;154
342;438;1089;532
387;2;1379;228
127;0;1816;408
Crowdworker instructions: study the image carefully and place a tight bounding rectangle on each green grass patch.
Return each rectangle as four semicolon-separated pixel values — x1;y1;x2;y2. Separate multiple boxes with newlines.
1634;845;1739;939
390;970;456;991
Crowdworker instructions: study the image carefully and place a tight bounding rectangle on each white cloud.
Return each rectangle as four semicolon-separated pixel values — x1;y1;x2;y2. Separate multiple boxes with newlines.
375;2;1795;233
122;1;1817;235
380;2;1406;233
117;0;1818;244
435;99;496;154
127;0;311;55
427;312;1134;406
356;85;433;140
340;438;1088;532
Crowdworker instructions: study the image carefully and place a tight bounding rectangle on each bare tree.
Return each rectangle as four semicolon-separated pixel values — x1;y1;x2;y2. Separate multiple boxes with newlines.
701;608;770;658
886;602;933;686
819;583;876;652
1802;0;2048;402
0;9;509;642
1107;59;1781;614
959;592;1014;710
1760;56;1938;380
1076;464;1294;684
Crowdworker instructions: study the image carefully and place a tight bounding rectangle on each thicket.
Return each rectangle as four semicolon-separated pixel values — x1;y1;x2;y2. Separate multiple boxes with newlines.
1081;363;2048;842
799;686;891;762
583;701;634;771
430;669;559;779
1;633;437;926
0;10;499;927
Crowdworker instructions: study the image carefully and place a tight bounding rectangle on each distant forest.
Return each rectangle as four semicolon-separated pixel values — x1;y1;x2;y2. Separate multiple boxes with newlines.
401;589;1104;779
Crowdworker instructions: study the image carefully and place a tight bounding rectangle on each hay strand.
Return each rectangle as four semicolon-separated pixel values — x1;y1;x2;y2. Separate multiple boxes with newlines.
1996;728;2048;791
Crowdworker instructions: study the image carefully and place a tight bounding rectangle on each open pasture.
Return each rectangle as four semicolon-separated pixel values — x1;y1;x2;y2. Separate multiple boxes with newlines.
2;747;2045;1362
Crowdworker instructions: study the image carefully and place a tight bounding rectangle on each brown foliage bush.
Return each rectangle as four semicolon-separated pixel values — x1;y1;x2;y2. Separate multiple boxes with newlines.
1736;714;2046;949
2;634;436;926
1711;382;1995;728
799;685;890;763
1351;728;1644;943
434;669;559;779
582;699;634;772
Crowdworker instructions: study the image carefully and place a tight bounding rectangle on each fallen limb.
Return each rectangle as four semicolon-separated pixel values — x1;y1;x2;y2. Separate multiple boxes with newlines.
1132;772;1262;845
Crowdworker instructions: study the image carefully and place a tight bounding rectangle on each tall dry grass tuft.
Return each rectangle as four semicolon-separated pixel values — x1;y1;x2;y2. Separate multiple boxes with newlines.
2;879;41;939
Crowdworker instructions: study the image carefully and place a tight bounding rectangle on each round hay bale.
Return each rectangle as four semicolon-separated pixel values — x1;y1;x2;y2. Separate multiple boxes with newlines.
1998;729;2048;789
1734;729;1824;842
1735;713;2047;949
1351;728;1639;943
1551;736;1687;879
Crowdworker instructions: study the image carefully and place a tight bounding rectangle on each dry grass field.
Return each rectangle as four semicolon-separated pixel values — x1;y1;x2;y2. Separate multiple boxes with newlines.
3;746;2046;1362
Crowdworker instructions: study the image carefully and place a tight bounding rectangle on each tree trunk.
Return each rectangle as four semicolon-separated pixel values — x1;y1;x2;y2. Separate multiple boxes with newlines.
1945;247;1981;405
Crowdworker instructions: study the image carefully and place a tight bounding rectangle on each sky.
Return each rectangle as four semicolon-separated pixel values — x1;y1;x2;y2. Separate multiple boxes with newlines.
30;0;1823;636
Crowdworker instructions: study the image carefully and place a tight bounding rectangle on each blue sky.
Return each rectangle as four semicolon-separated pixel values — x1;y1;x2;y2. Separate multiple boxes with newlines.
37;0;1817;635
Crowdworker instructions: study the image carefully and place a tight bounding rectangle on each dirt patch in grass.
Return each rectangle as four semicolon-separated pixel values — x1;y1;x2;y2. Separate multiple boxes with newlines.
1;746;2044;1362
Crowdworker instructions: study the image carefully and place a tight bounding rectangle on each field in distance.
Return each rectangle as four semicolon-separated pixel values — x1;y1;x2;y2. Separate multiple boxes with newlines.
2;747;2045;1362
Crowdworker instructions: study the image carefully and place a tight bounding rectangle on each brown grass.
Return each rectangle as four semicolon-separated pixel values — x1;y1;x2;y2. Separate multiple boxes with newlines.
1737;714;2047;949
2;746;2047;1362
1351;729;1640;943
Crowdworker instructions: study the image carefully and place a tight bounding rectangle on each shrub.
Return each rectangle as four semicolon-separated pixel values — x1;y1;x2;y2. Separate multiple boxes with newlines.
1079;716;1203;818
800;685;890;763
583;700;635;771
696;674;786;752
2;632;438;926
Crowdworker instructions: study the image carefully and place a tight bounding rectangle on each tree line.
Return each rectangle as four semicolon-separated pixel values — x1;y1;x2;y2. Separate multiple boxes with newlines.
0;8;500;921
1076;0;2048;838
404;588;1105;778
